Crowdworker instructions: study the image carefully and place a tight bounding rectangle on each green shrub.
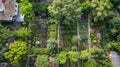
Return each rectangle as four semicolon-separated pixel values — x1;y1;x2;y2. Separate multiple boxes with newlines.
55;51;68;64
55;51;79;64
16;27;31;40
68;51;78;62
71;36;81;46
104;62;113;67
71;46;78;51
0;47;8;62
5;41;27;64
35;55;49;67
110;42;120;54
85;61;98;67
47;39;58;53
81;50;90;60
0;24;15;43
62;46;72;52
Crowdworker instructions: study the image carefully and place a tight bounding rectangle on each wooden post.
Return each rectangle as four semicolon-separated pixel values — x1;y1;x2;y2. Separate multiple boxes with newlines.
77;22;80;67
88;14;91;59
49;56;55;67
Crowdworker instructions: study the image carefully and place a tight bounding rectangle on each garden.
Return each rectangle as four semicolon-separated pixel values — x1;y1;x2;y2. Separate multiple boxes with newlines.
0;0;120;67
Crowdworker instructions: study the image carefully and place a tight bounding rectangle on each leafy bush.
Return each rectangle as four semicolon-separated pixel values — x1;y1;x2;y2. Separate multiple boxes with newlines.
55;51;80;64
85;61;98;67
20;0;35;19
81;50;90;60
16;27;31;40
47;39;58;53
71;46;78;51
71;36;81;45
0;24;15;43
55;51;68;64
68;51;78;62
109;17;120;41
104;61;113;67
5;41;27;64
110;42;120;54
35;55;49;67
0;47;8;62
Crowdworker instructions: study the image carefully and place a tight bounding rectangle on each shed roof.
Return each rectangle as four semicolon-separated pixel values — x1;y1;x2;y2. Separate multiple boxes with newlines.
0;0;16;20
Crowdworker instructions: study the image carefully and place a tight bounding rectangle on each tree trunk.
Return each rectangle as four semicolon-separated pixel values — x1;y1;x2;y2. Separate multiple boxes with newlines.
58;22;60;48
57;22;60;67
88;14;91;58
77;22;80;67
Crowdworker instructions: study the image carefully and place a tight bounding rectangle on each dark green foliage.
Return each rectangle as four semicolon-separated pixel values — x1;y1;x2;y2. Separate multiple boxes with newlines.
0;46;8;62
33;3;48;13
16;0;21;3
106;17;120;41
28;48;51;55
61;46;72;52
29;0;39;2
32;3;48;18
35;55;49;67
71;36;80;46
47;39;58;53
104;61;113;67
16;27;31;41
48;0;83;24
0;24;15;43
110;42;120;54
110;0;120;6
117;34;120;41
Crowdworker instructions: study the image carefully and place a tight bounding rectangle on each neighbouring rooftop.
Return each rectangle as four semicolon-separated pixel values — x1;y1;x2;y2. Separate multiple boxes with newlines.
0;0;16;20
0;0;24;22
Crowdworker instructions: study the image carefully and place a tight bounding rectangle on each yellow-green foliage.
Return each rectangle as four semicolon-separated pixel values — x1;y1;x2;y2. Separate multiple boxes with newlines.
49;24;57;38
82;0;113;22
16;27;31;40
20;0;35;19
35;55;49;67
5;41;27;64
90;0;113;22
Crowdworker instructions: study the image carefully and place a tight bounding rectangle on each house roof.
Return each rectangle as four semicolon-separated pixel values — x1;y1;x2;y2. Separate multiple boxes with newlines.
0;0;16;20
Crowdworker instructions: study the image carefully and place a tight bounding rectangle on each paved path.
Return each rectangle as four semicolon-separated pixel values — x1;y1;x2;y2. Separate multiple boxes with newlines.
111;51;120;67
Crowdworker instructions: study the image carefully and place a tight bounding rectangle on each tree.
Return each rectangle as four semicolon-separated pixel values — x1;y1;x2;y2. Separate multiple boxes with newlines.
20;0;35;27
20;0;34;19
82;0;113;54
48;0;83;66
